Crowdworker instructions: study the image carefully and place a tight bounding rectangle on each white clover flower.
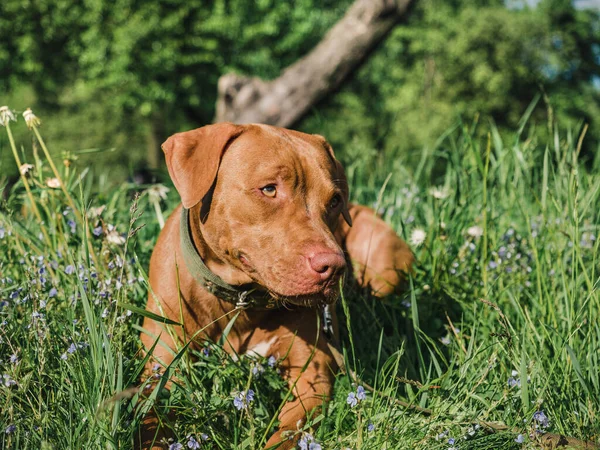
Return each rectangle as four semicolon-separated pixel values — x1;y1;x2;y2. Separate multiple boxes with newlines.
429;186;449;199
19;164;34;175
22;108;41;129
409;228;427;247
145;184;170;202
0;106;16;127
467;225;484;237
46;178;61;188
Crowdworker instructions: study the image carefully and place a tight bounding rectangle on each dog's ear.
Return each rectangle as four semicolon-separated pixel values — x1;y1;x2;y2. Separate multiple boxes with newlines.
313;135;352;227
162;123;244;209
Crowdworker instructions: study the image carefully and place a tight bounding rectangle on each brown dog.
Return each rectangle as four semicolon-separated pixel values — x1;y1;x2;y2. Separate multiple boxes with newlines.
139;123;413;449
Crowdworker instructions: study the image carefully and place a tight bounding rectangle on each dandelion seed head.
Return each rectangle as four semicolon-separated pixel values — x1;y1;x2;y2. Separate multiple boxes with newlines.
467;226;484;238
409;228;427;247
0;106;16;126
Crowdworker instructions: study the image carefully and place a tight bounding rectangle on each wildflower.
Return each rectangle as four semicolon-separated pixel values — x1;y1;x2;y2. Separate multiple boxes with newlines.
5;424;16;435
488;261;498;270
106;229;126;245
448;437;455;445
515;434;525;443
186;435;201;449
367;422;375;432
67;220;76;234
0;106;16;126
440;335;451;345
347;392;358;408
252;363;265;377
409;228;427;247
467;226;484;237
146;184;170;202
429;186;449;199
92;226;103;237
533;410;549;429
356;385;366;401
169;444;183;450
202;347;210;357
2;374;17;387
507;376;520;388
10;354;18;364
233;389;254;410
436;430;449;440
60;353;68;361
19;163;34;175
67;343;77;354
65;265;75;275
267;355;276;368
22;108;41;129
49;287;58;298
46;178;61;189
298;433;321;450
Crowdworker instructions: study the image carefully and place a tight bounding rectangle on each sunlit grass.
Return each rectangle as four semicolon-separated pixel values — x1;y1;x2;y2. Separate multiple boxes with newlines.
0;105;598;449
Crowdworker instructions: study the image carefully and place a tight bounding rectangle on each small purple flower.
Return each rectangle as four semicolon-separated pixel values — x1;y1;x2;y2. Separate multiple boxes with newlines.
267;355;276;368
367;422;375;432
356;385;366;401
533;410;549;428
488;261;498;270
93;226;103;237
67;343;77;354
169;444;183;450
252;364;264;377
187;435;201;449
508;377;520;388
347;392;358;408
49;287;57;298
10;354;18;364
448;437;455;445
233;389;254;410
515;434;525;443
5;424;16;434
67;220;76;234
298;433;321;450
2;374;17;387
65;265;75;275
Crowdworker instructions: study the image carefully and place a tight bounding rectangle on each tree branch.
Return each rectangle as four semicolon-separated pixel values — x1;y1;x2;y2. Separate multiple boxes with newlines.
215;0;414;126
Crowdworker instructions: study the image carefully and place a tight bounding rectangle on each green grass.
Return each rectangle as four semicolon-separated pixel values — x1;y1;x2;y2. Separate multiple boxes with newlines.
0;107;599;449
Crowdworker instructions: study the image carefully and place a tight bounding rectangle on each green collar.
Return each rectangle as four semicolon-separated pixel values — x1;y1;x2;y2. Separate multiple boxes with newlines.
179;207;280;310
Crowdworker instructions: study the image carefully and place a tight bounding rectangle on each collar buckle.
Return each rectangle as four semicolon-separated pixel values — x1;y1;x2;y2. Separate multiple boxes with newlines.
235;291;252;309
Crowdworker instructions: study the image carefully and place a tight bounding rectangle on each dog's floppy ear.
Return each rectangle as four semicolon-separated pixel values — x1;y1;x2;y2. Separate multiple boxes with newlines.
162;123;244;209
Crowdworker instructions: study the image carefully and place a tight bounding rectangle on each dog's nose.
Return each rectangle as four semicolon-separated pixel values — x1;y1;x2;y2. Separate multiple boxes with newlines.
308;252;346;281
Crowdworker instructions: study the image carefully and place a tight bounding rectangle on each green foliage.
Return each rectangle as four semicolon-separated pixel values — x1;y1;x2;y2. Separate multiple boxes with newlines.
0;107;598;448
2;0;599;179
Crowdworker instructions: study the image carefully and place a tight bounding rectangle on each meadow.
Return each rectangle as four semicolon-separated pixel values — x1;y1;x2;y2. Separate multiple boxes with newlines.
0;104;598;450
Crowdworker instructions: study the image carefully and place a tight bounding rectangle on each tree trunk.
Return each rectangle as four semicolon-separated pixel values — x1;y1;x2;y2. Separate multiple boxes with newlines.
215;0;414;127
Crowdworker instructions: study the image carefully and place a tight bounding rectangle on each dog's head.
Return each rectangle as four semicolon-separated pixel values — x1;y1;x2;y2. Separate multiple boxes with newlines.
162;123;352;306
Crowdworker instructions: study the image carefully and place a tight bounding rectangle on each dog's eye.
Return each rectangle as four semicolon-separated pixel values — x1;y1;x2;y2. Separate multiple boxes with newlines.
329;194;342;209
261;184;277;198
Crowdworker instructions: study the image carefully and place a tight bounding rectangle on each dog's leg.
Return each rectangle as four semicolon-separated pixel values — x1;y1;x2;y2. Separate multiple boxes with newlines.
336;203;414;296
264;335;336;449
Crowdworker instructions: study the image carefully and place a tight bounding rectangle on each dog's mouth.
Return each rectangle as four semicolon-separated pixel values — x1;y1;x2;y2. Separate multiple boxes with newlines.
235;250;344;307
265;282;341;308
